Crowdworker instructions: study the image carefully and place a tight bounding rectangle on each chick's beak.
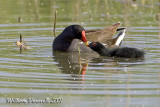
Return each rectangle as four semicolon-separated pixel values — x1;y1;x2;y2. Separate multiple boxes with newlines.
81;30;89;46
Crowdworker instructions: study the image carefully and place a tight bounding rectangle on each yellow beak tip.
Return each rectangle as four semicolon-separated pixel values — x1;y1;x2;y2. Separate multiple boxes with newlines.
84;41;89;46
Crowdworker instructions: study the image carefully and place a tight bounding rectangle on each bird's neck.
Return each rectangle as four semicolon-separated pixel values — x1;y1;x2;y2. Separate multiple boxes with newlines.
100;48;110;56
96;46;106;55
61;29;75;42
61;34;74;42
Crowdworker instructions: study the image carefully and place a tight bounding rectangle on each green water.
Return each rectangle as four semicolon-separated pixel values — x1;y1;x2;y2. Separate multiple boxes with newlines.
0;0;160;107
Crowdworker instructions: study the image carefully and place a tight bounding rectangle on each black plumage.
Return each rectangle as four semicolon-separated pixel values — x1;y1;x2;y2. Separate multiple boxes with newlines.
52;25;88;52
89;42;145;58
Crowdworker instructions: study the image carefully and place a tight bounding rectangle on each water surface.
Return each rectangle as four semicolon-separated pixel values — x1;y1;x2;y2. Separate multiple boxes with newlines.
0;0;160;107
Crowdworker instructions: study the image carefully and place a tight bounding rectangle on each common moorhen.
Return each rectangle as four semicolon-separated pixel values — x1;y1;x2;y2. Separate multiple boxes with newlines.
89;42;145;58
52;25;88;52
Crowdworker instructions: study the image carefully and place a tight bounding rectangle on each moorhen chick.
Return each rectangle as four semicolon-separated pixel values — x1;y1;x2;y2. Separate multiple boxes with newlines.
89;42;145;58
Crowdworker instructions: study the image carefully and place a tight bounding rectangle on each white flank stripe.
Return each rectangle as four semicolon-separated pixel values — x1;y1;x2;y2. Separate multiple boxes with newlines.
115;29;126;46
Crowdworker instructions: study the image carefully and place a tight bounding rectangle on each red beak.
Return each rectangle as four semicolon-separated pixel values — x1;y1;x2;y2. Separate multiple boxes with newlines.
81;30;89;46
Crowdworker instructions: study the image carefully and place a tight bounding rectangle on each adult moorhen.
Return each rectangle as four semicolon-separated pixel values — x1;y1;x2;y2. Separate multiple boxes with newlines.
52;25;88;52
89;42;145;58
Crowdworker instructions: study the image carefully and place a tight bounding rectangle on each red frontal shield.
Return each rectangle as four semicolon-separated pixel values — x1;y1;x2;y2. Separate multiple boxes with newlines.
81;30;89;46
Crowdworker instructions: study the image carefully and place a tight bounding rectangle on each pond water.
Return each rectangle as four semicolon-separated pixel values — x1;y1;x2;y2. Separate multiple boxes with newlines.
0;0;160;107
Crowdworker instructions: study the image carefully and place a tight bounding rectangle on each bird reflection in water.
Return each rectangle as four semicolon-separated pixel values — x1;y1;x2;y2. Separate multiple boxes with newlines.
53;50;145;84
53;51;98;81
